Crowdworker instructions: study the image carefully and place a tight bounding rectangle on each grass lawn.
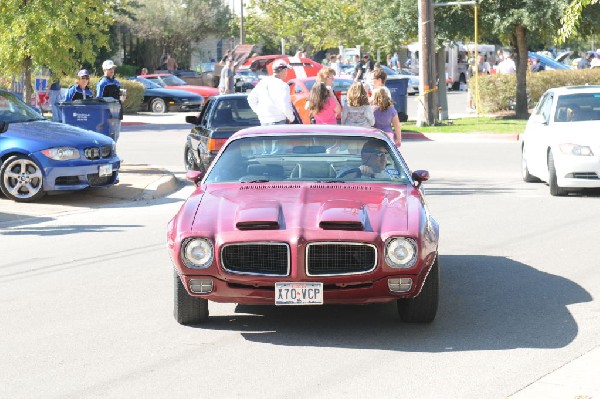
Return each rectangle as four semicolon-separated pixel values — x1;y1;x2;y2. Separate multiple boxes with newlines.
403;116;528;134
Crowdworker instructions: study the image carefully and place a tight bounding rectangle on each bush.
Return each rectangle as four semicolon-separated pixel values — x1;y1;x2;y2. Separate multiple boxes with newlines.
475;69;600;113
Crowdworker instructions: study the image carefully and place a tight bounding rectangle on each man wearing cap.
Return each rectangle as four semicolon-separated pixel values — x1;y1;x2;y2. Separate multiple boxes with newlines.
97;59;123;141
247;59;295;125
65;69;93;102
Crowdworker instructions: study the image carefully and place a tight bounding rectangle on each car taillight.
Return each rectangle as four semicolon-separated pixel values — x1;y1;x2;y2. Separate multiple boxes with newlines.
207;138;227;151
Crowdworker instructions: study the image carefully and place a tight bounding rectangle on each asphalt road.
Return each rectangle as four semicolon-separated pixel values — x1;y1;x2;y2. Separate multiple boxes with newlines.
1;112;599;398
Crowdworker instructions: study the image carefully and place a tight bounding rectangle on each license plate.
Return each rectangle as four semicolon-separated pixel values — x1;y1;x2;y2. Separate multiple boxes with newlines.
275;282;323;306
98;164;112;177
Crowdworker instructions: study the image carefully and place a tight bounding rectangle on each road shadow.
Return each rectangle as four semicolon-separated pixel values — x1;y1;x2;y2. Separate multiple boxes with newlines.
193;254;591;352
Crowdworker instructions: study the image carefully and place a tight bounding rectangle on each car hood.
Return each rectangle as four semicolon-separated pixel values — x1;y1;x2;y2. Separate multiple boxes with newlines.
2;120;114;152
191;183;413;234
549;121;600;144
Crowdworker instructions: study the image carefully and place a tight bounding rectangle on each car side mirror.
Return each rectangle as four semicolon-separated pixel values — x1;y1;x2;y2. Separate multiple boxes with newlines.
0;120;8;134
530;114;547;125
186;170;205;185
186;115;200;125
411;170;430;188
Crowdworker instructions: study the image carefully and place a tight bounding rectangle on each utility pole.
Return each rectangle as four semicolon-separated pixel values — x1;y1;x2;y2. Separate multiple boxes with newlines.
240;0;245;45
417;0;436;126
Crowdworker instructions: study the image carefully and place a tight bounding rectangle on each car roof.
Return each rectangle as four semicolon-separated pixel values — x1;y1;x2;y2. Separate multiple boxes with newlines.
548;85;600;95
230;124;383;139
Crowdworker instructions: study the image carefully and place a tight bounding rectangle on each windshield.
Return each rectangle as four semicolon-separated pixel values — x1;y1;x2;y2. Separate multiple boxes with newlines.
554;93;600;122
162;75;187;86
0;92;45;123
135;77;162;89
204;135;411;184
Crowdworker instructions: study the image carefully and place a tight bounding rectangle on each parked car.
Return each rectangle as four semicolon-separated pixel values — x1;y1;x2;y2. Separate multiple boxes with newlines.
139;73;219;104
380;65;420;95
528;51;574;71
288;76;354;124
0;89;120;202
129;77;204;113
183;93;302;172
234;69;260;92
521;85;600;196
238;55;323;82
167;125;440;325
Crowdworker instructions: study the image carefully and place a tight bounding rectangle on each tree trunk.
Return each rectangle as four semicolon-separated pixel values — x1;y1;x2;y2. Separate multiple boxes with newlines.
22;56;33;107
514;24;529;119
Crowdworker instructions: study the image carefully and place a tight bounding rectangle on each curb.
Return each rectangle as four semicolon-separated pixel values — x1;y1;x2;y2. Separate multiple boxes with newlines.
140;174;182;200
403;132;520;142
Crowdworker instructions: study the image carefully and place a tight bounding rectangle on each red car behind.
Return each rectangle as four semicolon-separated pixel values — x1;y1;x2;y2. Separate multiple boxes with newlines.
139;73;219;104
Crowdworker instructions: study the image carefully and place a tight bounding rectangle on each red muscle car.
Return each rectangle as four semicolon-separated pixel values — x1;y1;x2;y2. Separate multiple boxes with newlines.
139;73;219;104
167;125;440;325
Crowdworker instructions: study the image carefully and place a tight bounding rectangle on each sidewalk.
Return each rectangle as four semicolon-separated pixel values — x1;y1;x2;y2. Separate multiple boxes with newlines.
99;164;182;201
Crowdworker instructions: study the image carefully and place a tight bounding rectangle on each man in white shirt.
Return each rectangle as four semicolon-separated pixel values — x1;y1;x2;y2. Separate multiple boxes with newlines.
248;59;295;125
497;53;516;74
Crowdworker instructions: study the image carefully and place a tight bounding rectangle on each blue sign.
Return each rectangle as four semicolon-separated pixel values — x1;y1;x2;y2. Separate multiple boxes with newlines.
35;78;48;91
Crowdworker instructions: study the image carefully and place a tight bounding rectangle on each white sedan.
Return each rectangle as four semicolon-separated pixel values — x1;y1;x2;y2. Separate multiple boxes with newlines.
521;85;600;196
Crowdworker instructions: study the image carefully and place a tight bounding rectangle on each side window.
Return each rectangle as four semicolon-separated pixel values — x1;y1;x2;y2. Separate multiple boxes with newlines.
540;94;553;122
199;99;214;126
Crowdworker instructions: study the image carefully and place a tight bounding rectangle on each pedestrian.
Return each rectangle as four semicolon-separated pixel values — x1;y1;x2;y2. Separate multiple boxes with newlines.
577;52;595;69
166;53;178;72
306;67;341;125
48;74;62;122
368;66;390;101
218;57;235;94
496;53;515;74
96;60;122;141
360;54;375;82
390;52;400;70
140;67;148;75
352;55;364;81
477;54;492;75
341;82;374;127
330;54;342;78
247;59;295;125
530;58;545;73
371;88;401;146
65;69;93;102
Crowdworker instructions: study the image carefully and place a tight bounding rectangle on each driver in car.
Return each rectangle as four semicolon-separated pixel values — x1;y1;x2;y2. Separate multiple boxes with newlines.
359;140;389;178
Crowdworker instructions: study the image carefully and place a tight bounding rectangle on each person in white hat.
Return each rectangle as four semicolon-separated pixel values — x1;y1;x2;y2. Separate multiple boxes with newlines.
247;59;295;125
96;60;122;141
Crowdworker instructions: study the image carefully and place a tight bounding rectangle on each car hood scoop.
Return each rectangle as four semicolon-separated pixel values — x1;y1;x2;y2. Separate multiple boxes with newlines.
194;184;408;233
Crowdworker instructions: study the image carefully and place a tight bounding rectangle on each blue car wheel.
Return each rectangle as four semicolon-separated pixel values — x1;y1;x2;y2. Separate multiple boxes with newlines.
0;154;46;202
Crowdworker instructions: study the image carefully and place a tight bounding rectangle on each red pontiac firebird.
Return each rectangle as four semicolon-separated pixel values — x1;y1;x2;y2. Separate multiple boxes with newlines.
167;125;440;325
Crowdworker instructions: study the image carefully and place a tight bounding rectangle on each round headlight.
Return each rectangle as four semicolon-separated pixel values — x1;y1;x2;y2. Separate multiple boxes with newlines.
182;238;214;269
385;238;417;268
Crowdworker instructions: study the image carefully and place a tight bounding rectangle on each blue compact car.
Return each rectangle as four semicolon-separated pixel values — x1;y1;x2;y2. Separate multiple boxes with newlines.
0;89;120;202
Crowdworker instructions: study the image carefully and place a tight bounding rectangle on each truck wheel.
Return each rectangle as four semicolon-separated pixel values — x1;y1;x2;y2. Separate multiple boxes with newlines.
174;271;209;325
150;98;167;113
397;257;439;323
0;155;46;202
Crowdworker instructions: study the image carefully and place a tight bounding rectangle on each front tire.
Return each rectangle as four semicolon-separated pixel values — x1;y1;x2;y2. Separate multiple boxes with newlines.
0;155;46;202
184;145;202;171
397;257;439;323
521;146;540;182
174;271;209;325
150;98;167;113
548;152;567;196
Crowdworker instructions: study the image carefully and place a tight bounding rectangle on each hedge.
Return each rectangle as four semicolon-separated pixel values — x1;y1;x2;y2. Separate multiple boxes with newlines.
474;69;600;113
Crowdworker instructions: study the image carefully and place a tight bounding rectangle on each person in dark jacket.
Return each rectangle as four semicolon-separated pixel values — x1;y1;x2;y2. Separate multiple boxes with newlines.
96;60;122;141
65;69;93;102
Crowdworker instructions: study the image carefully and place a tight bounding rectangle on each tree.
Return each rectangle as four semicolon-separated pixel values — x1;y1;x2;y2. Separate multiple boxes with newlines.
476;0;569;119
128;0;231;69
557;0;599;42
0;0;122;103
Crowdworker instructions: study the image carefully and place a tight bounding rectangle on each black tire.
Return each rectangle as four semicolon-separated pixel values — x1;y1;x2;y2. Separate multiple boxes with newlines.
184;145;201;171
548;152;568;196
0;154;46;202
397;257;439;323
521;146;540;183
174;270;209;325
150;98;167;113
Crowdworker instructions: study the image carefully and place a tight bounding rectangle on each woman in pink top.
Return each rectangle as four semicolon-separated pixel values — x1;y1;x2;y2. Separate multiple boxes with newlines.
307;68;341;124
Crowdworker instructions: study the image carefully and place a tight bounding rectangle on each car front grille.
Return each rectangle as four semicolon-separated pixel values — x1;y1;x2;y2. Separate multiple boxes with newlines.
84;146;113;160
221;243;289;276
87;173;116;186
307;243;377;276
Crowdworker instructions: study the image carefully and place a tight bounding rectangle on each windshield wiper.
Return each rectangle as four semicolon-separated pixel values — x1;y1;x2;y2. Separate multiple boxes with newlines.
241;179;271;183
316;180;345;183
